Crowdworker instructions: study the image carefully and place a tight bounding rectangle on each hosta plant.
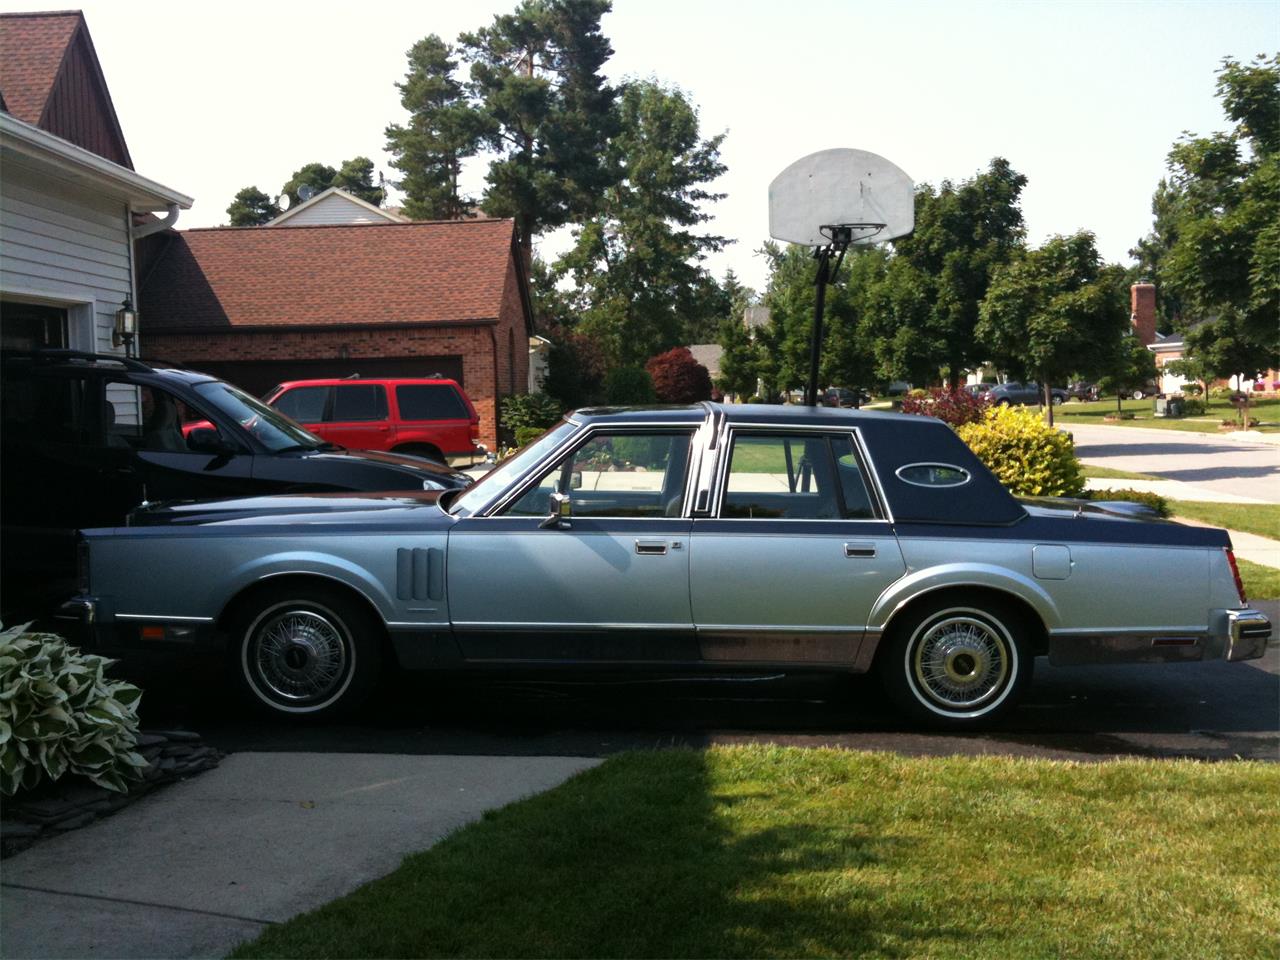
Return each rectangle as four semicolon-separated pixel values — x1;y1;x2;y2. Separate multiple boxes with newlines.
956;405;1086;498
0;623;146;797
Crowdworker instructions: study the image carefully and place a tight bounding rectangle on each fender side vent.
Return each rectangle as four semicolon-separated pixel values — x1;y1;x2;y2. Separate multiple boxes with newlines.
397;548;445;601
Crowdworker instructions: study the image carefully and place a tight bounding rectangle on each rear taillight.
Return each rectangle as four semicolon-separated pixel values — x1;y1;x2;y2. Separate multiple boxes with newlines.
1225;548;1247;605
470;418;480;440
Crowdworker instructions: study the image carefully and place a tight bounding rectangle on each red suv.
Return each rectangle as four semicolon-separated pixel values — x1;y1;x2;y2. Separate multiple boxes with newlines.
264;377;480;463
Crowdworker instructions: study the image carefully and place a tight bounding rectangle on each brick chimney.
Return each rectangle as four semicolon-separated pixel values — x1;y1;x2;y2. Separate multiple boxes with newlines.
1131;282;1156;345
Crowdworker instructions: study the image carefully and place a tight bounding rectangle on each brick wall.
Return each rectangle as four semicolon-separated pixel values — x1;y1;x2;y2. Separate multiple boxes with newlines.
146;325;505;449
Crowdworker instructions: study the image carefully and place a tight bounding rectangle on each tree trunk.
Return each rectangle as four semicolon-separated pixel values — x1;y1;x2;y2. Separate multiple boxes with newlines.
1043;379;1054;427
1115;391;1122;414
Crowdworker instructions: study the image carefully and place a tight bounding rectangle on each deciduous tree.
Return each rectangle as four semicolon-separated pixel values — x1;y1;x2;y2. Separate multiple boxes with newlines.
1154;55;1280;416
976;232;1129;426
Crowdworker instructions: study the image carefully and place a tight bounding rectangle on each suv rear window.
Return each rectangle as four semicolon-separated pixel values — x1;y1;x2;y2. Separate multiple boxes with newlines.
331;384;387;422
396;384;469;421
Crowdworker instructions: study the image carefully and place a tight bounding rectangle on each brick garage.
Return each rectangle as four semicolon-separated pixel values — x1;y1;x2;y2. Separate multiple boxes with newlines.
137;219;532;450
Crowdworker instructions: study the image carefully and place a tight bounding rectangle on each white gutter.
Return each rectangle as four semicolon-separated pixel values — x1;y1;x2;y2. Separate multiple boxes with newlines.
0;112;193;211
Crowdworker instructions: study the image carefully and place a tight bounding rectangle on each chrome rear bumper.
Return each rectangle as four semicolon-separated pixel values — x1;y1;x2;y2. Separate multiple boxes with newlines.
1048;608;1270;666
1224;608;1271;662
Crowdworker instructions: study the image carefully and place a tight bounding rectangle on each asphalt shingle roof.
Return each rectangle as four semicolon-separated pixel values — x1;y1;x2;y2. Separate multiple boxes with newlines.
139;219;519;331
0;11;79;125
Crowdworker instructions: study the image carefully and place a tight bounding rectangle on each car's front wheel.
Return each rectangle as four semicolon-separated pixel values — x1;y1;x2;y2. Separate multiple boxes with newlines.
233;587;381;719
877;599;1031;728
1132;390;1145;400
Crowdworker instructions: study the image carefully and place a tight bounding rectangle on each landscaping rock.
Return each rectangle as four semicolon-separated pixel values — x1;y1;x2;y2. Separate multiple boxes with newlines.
1;729;222;858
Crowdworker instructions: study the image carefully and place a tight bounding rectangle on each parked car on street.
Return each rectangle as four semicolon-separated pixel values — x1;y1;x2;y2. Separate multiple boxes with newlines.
264;377;481;464
822;387;871;408
61;402;1269;727
0;351;472;619
1064;381;1100;402
988;382;1068;406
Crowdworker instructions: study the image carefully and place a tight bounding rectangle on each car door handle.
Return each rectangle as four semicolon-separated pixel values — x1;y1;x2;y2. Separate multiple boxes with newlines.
844;542;876;558
635;539;668;556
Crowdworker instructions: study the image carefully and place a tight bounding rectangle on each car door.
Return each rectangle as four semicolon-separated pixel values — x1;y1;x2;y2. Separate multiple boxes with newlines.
447;428;697;662
324;384;392;450
689;428;906;665
108;382;256;503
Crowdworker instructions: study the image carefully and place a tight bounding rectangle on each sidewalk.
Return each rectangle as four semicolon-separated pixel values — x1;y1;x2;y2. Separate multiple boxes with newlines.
1085;477;1266;504
0;753;598;959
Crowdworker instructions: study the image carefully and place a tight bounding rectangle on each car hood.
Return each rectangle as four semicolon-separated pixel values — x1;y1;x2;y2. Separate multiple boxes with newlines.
126;490;449;528
303;447;473;487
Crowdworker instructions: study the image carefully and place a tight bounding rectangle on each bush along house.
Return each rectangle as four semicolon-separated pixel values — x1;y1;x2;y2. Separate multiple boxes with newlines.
136;217;533;452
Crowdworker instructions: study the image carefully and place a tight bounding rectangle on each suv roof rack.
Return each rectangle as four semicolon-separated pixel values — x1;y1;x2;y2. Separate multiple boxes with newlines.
2;349;153;373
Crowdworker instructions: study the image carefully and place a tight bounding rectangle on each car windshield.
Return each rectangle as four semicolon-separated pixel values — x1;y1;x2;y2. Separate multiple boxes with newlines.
448;420;577;517
193;380;326;452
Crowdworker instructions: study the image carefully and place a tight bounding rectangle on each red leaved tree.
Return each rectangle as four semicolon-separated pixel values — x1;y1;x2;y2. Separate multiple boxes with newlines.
900;387;992;427
644;347;713;403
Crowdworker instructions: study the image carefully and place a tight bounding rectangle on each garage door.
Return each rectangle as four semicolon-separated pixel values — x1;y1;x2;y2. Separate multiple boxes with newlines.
171;356;466;399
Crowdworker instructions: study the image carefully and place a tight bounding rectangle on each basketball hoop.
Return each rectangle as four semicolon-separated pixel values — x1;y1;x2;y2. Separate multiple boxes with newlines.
769;149;914;406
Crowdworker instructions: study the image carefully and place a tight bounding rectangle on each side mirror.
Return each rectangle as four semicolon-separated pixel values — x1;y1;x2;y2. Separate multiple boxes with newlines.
187;428;234;455
540;491;572;529
570;470;584;490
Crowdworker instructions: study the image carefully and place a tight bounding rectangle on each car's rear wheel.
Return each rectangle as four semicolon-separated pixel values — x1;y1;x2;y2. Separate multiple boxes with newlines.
1052;395;1064;406
233;587;381;719
877;599;1031;728
1132;390;1145;400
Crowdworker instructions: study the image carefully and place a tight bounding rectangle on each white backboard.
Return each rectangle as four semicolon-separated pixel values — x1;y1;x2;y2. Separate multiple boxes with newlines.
769;148;914;247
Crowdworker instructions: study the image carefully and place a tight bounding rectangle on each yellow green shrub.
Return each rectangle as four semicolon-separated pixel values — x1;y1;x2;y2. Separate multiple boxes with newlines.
955;405;1085;497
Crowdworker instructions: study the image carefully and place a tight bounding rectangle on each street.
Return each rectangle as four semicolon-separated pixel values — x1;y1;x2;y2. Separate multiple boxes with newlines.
1068;422;1280;503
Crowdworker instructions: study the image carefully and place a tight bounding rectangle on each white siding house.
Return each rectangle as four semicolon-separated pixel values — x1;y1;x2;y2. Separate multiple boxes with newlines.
267;187;406;227
0;112;192;357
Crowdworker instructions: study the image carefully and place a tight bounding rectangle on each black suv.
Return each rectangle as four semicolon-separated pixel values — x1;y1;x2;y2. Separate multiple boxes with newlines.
1;352;472;618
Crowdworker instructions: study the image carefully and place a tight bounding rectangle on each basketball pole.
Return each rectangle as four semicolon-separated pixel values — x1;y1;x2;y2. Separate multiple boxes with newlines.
804;226;854;407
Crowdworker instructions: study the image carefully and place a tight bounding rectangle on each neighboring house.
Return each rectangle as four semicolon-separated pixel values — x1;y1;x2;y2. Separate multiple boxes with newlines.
136;219;532;449
529;334;551;393
0;11;191;359
267;187;407;227
688;343;723;383
1148;331;1186;395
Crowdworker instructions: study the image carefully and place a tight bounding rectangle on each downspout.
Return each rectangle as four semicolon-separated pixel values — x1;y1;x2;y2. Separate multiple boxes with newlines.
128;203;180;358
133;202;180;240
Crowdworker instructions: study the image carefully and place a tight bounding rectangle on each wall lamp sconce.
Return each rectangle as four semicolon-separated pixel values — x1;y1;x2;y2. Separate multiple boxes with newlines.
114;297;138;355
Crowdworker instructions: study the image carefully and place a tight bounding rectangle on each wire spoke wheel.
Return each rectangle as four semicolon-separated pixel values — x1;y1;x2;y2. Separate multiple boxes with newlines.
253;609;349;705
912;615;1010;710
235;590;380;718
879;600;1030;727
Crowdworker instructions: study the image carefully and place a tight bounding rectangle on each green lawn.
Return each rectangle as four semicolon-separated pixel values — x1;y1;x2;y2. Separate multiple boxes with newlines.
231;747;1278;960
1054;396;1280;434
1238;558;1280;600
1170;500;1280;541
1081;463;1159;481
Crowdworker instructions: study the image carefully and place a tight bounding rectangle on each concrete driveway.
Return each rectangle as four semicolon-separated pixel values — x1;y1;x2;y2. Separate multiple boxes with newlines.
1;754;598;959
1067;422;1280;503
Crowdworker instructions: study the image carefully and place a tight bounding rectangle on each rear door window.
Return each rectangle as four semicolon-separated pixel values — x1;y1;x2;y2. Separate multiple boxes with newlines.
274;386;330;422
330;384;387;422
396;384;469;421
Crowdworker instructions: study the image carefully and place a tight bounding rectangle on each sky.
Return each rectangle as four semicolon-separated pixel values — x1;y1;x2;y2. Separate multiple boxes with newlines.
7;0;1276;291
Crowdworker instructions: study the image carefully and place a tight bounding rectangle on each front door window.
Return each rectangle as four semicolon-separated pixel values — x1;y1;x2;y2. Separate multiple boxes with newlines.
503;431;692;519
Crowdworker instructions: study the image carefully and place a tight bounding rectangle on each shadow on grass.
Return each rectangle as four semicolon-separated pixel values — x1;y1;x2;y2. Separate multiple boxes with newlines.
229;750;964;959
